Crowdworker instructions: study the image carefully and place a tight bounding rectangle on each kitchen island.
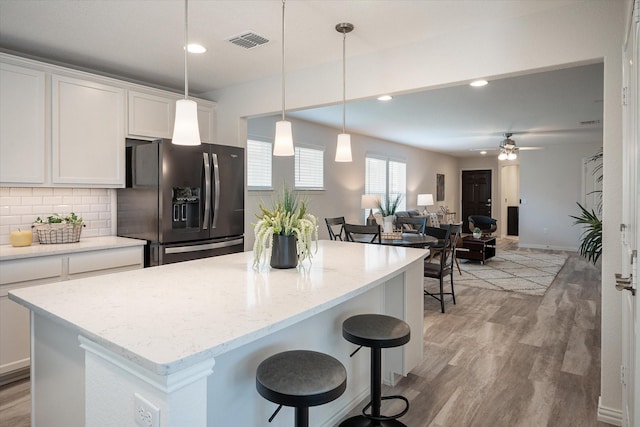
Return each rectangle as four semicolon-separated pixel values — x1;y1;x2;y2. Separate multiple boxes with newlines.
9;240;427;426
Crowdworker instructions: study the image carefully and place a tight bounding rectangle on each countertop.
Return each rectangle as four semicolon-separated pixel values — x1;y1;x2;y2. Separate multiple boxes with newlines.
9;240;428;375
0;236;146;261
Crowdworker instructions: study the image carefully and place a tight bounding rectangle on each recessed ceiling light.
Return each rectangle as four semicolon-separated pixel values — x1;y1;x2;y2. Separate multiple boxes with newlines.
187;44;207;54
480;151;487;155
377;95;393;101
470;80;488;87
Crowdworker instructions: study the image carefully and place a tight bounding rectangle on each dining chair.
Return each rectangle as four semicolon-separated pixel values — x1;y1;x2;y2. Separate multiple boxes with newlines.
395;216;427;234
343;223;381;244
325;217;346;241
429;222;463;274
423;225;454;313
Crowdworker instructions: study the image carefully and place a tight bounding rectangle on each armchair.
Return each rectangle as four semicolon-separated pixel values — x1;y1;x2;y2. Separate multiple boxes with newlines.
468;215;497;235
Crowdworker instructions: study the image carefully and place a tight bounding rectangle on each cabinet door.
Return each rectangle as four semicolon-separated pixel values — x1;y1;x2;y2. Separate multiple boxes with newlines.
0;63;45;184
128;90;175;139
0;294;30;377
52;75;125;186
198;103;216;144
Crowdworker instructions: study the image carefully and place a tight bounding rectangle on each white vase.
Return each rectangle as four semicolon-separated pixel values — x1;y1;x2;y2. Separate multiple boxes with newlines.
383;215;394;233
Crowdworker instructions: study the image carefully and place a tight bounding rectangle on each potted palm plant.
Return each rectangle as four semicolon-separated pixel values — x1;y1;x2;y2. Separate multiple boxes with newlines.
253;186;318;268
377;194;403;233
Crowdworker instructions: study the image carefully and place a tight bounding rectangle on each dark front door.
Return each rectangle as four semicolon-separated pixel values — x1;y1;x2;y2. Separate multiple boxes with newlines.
461;170;492;232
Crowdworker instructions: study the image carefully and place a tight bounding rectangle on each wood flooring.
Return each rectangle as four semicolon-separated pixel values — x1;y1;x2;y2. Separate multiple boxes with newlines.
0;239;611;427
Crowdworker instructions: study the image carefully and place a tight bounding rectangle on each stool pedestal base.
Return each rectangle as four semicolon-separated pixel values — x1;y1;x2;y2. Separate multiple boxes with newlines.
339;415;407;426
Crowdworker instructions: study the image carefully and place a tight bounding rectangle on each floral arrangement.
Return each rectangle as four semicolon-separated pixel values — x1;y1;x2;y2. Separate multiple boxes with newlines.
252;186;318;266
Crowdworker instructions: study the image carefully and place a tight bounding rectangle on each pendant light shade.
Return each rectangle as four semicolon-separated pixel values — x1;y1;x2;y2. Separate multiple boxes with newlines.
335;133;352;162
335;22;354;162
273;0;294;156
172;0;201;146
173;99;201;146
274;120;294;156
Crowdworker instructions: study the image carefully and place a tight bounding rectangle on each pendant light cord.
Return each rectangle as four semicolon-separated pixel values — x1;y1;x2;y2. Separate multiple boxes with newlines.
183;0;189;100
341;29;346;133
281;0;286;121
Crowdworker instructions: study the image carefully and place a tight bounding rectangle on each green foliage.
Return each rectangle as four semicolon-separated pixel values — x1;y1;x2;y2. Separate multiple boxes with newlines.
252;186;318;267
377;194;403;217
34;212;83;225
570;202;602;264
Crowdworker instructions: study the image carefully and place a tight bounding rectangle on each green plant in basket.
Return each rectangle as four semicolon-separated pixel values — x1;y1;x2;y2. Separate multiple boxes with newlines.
252;186;318;267
35;212;83;225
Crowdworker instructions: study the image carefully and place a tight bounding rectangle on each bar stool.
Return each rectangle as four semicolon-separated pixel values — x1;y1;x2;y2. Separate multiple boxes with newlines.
340;314;411;426
256;349;347;427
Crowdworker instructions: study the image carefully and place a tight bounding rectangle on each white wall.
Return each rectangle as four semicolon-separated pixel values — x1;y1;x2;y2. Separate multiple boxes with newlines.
519;141;602;250
246;115;459;248
207;1;626;419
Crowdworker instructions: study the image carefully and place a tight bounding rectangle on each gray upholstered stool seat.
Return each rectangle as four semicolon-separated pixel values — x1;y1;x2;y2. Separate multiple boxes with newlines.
340;314;411;427
256;350;347;427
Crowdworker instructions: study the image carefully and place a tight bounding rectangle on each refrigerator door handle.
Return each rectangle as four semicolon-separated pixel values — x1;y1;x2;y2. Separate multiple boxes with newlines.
212;153;220;229
203;152;211;230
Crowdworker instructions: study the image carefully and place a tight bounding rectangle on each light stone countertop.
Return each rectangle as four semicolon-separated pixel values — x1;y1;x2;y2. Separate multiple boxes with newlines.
9;240;428;376
0;236;146;261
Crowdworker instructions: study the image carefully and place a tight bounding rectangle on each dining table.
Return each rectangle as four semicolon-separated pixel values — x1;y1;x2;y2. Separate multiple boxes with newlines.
379;232;438;248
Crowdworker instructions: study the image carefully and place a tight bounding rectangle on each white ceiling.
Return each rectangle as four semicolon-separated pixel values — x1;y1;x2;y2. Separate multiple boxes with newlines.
0;0;602;156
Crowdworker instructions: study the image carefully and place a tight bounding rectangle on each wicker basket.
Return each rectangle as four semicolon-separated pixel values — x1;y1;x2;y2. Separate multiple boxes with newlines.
33;223;84;244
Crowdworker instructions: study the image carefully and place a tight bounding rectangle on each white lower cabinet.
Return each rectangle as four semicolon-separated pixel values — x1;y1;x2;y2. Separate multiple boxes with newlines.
0;246;143;385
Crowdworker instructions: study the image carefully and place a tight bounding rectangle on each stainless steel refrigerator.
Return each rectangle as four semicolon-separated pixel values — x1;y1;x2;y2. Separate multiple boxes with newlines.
117;139;244;266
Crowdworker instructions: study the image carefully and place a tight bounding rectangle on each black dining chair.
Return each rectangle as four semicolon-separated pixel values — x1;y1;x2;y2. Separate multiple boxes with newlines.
343;223;381;244
325;217;346;241
395;216;427;234
423;225;454;313
429;222;463;274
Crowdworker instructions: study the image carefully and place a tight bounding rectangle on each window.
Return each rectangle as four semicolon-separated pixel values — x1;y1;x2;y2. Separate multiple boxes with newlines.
365;155;407;215
247;139;272;189
295;146;324;190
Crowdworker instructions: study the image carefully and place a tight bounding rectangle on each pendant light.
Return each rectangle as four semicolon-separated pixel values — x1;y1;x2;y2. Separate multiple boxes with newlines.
335;23;354;162
273;0;294;156
172;0;201;146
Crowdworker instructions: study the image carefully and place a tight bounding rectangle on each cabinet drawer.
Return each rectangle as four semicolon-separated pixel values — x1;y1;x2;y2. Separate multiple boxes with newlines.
0;257;63;286
68;247;142;275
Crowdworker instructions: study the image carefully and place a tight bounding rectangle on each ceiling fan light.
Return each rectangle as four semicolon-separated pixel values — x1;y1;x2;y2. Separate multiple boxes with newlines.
498;151;508;161
172;99;201;145
335;133;352;162
273;120;294;156
507;151;517;160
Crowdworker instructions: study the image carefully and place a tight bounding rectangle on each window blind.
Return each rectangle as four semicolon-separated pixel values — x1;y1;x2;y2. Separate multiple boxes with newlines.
247;139;272;189
295;146;324;189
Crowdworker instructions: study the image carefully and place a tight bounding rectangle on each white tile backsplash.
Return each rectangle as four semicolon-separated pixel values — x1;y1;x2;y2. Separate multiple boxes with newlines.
0;187;114;245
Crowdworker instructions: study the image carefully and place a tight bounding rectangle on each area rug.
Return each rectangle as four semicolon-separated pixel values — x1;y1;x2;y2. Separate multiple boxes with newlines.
433;250;569;296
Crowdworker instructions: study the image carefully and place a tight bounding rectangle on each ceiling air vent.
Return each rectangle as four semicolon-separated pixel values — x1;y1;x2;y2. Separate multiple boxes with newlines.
227;32;270;49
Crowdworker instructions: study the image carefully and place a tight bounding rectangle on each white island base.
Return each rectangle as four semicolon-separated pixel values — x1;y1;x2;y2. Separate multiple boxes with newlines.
12;241;427;426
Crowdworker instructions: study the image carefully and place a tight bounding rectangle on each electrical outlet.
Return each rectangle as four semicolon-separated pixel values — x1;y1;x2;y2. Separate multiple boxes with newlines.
134;393;160;427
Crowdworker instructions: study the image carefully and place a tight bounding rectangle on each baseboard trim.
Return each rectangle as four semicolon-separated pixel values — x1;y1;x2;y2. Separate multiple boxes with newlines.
517;243;577;251
597;396;623;426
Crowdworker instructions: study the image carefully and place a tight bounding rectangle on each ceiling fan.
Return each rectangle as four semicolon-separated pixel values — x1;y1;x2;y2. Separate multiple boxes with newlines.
470;131;545;159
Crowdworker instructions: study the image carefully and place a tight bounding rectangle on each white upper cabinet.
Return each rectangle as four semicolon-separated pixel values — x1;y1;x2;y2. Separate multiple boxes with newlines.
198;102;216;144
127;90;175;139
0;63;45;184
0;53;217;187
51;75;125;186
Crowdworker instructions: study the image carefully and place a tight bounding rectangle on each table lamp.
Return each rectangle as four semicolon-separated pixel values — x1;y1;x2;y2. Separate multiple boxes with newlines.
361;194;380;225
417;193;434;216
